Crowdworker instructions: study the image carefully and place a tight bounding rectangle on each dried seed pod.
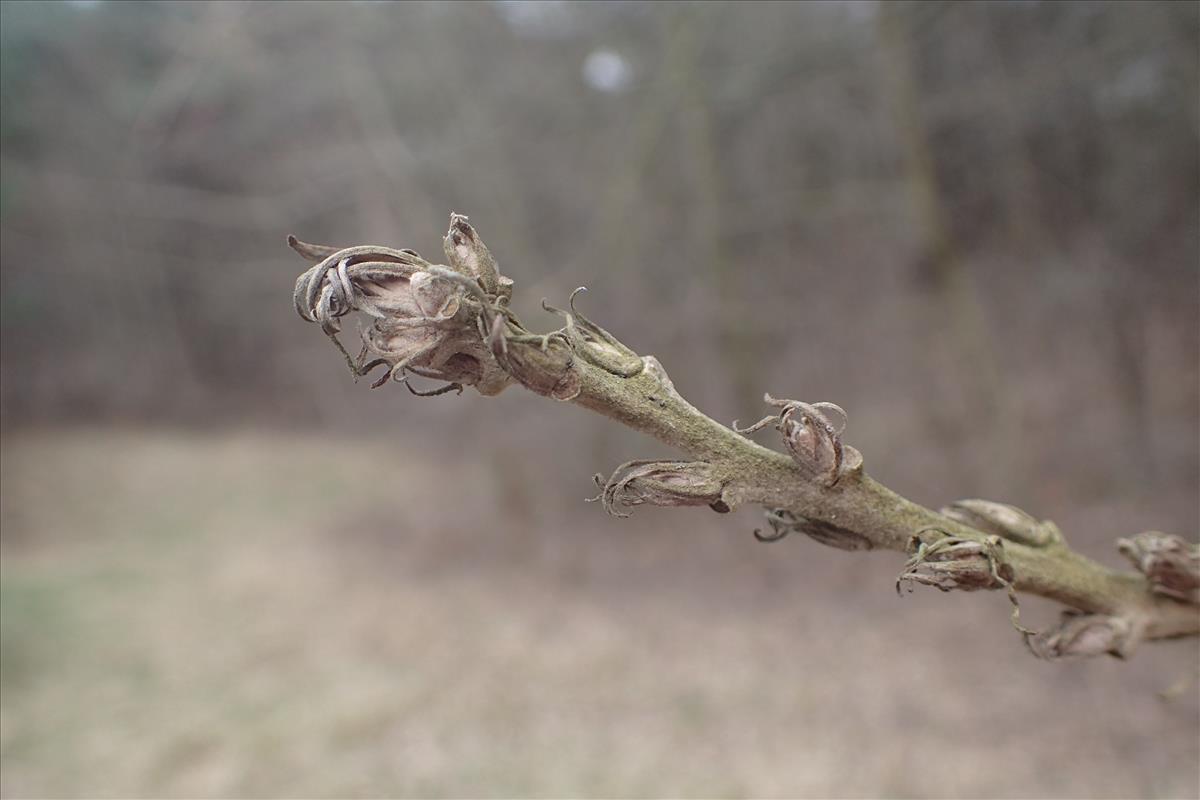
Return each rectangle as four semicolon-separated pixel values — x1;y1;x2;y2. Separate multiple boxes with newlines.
1116;532;1200;604
591;460;725;517
940;499;1062;548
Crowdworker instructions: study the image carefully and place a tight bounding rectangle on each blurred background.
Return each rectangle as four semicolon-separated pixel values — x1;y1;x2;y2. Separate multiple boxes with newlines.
1;1;1197;797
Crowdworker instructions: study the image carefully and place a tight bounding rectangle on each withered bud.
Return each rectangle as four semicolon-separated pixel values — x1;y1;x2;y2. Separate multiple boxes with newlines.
1116;532;1200;604
735;394;858;486
940;499;1062;548
443;212;503;297
289;214;518;397
591;460;725;518
897;532;1014;594
1028;611;1138;660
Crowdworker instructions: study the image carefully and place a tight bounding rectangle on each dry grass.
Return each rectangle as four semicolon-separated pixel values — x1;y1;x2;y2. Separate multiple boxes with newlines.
1;429;1197;798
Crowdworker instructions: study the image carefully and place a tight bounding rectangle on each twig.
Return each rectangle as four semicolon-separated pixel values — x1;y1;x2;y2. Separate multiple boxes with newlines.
288;214;1200;661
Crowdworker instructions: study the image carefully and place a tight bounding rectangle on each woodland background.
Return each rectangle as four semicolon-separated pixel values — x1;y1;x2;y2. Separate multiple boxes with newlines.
1;1;1197;797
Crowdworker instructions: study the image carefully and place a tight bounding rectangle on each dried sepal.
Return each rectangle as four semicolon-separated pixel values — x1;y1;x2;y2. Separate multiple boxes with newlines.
752;508;873;550
590;460;725;518
1116;532;1200;604
940;499;1062;548
734;394;857;486
1028;611;1140;660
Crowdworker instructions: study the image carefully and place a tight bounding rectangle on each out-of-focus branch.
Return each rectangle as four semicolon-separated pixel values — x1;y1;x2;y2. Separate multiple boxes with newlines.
288;214;1200;661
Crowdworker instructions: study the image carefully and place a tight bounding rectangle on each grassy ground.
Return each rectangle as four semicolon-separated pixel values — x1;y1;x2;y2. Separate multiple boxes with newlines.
1;429;1197;798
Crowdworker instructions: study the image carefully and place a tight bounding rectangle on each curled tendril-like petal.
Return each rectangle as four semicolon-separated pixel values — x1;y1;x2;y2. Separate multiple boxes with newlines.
753;508;800;542
809;402;847;436
750;509;874;550
287;235;342;263
406;379;465;397
732;415;776;435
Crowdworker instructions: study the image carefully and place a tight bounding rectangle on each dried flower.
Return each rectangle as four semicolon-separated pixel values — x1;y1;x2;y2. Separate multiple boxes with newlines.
1116;532;1200;604
897;528;1037;646
897;532;1015;593
1028;611;1139;660
290;215;516;396
591;460;726;517
734;394;858;486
